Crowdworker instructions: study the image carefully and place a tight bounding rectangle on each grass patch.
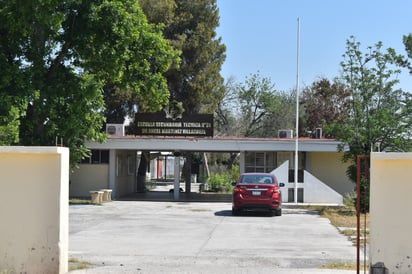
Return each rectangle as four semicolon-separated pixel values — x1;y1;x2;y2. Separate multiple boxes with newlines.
301;206;370;245
189;208;211;212
319;261;359;270
69;258;92;271
69;198;93;205
341;229;357;237
318;206;369;246
314;206;369;229
321;207;357;227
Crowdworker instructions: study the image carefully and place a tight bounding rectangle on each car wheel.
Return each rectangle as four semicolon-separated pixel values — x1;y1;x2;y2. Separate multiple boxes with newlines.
274;208;282;216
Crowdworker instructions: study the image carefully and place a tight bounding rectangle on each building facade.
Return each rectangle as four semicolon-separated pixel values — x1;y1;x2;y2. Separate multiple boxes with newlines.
69;136;353;204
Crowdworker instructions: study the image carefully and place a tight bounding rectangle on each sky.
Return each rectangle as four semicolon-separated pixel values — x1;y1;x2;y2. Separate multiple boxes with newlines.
216;0;412;92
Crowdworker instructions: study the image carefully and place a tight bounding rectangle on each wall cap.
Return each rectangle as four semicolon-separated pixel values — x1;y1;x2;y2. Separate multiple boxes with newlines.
0;146;69;154
371;152;412;160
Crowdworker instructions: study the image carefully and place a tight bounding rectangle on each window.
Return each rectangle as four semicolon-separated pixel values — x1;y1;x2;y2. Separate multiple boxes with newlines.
244;151;305;180
81;150;109;164
245;152;277;173
240;174;273;184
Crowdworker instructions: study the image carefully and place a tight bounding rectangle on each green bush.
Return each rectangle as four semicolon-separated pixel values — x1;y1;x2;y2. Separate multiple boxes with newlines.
230;165;240;182
343;191;357;209
207;172;233;193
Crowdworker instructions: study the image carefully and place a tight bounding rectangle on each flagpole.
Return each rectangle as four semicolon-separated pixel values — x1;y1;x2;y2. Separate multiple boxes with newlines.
294;17;300;204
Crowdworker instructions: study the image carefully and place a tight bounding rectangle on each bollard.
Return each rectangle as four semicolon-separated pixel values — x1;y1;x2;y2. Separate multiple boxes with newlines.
100;189;113;202
89;191;101;204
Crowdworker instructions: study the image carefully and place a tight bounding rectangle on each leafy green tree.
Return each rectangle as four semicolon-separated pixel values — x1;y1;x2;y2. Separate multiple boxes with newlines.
139;0;176;26
334;37;412;211
402;33;412;72
213;73;295;171
0;97;23;145
141;0;226;114
258;89;295;138
337;37;411;159
237;73;276;137
0;0;178;164
221;73;295;138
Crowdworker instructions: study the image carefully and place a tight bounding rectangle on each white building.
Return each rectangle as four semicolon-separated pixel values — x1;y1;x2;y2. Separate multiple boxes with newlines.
69;134;353;204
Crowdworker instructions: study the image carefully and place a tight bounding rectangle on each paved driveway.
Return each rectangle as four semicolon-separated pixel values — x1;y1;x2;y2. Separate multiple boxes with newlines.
69;201;356;273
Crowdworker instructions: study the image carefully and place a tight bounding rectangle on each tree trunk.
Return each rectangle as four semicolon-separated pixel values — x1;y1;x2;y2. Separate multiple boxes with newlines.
227;152;239;171
203;152;210;178
183;153;192;193
136;151;149;193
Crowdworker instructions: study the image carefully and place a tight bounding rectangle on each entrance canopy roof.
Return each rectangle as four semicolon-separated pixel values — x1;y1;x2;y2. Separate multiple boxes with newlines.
86;136;346;153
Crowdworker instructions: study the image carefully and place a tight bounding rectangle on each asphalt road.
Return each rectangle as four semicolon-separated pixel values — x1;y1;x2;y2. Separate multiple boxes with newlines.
69;201;357;274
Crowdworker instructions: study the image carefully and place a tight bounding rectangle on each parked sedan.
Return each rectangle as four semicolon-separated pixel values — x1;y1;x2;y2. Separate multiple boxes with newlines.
232;173;284;216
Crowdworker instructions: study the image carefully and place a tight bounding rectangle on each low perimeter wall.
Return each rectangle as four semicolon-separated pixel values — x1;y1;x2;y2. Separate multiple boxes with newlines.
370;152;412;273
0;147;69;274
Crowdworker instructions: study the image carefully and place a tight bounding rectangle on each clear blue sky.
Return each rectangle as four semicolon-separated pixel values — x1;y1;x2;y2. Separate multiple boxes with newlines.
216;0;412;92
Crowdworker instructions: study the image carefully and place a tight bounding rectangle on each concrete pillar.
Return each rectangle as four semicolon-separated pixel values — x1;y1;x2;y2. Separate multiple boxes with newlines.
109;149;116;198
239;152;245;173
174;156;180;200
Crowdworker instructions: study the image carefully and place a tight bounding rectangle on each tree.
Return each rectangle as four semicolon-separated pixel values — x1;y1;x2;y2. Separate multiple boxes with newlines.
301;78;350;138
337;37;411;158
213;73;296;171
403;33;412;72
0;0;178;164
141;0;226;114
220;73;295;138
334;37;412;210
139;0;176;26
215;76;239;136
140;0;226;192
258;89;295;138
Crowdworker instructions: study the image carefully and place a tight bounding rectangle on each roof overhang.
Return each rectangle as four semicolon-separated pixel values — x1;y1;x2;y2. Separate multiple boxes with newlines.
86;136;347;153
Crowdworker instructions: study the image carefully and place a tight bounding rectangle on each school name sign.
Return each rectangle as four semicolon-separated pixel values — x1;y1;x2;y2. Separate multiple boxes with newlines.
134;112;213;137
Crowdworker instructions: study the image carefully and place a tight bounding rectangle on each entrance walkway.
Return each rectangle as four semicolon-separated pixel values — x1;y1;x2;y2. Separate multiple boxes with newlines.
69;201;356;274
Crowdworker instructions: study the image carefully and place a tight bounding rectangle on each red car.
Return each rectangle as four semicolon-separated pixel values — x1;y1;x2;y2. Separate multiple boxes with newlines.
232;173;284;216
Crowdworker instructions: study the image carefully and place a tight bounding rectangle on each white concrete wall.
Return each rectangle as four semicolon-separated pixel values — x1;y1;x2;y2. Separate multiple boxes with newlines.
370;152;412;273
70;164;109;197
307;152;353;195
0;147;69;274
272;161;343;204
303;171;343;204
271;161;289;202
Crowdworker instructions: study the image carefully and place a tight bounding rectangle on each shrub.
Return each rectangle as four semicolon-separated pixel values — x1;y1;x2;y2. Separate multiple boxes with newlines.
343;191;357;209
230;165;240;182
207;172;233;193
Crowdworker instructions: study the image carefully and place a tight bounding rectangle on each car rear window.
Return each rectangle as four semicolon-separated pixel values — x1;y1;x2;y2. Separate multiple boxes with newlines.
240;175;274;184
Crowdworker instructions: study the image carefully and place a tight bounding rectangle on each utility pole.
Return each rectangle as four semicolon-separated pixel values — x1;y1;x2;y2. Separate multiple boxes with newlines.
294;17;301;203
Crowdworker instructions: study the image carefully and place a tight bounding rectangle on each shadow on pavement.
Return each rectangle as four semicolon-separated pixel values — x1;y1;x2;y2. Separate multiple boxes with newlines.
119;191;232;203
214;208;320;217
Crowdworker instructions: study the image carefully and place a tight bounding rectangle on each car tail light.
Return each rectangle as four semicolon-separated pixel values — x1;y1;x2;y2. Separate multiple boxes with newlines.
269;187;281;194
234;186;247;194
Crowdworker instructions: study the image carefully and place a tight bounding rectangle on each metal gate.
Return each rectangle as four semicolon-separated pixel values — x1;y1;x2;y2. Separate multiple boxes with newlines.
357;155;370;274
